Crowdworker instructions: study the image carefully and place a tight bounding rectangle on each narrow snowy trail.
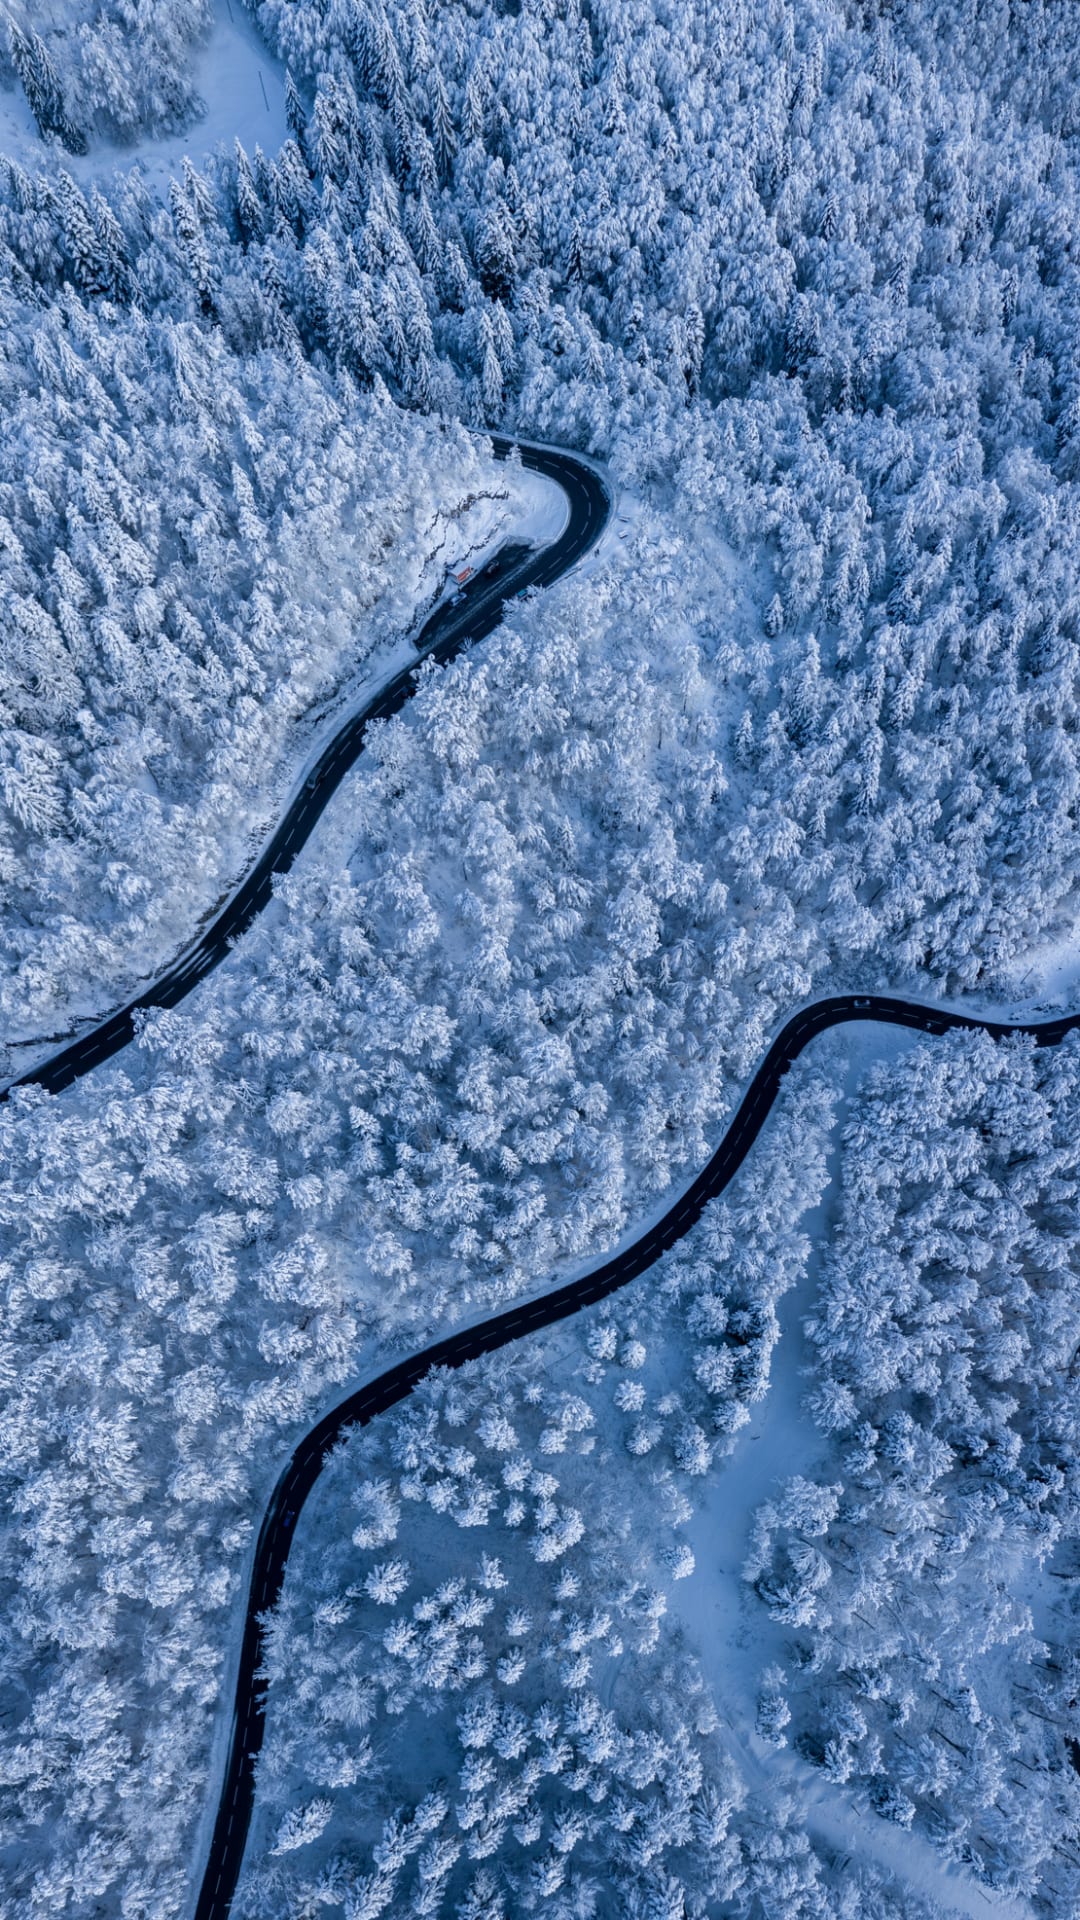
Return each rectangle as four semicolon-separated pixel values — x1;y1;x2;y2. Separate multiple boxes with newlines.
3;441;1073;1917
669;1026;1035;1920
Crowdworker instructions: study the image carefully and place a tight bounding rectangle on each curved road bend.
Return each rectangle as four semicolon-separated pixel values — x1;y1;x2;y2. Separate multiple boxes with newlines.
195;991;1080;1918
2;439;610;1103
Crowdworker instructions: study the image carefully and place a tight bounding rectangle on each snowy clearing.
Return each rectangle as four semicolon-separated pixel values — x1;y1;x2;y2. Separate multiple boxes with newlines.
0;0;287;193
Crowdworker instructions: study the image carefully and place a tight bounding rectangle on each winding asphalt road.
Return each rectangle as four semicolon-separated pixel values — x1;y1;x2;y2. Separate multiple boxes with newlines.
3;443;1079;1915
193;996;1080;1919
2;438;609;1103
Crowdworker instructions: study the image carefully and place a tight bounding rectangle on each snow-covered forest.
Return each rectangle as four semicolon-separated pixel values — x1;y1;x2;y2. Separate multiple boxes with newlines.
3;0;1080;1913
0;276;528;1056
0;279;531;1055
236;1256;939;1920
241;1354;740;1919
747;1032;1080;1909
6;0;1080;1033
226;1062;922;1920
0;1024;838;1917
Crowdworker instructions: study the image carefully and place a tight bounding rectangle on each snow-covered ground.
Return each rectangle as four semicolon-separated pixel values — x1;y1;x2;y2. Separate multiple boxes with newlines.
1001;925;1080;1014
0;0;288;191
497;453;572;553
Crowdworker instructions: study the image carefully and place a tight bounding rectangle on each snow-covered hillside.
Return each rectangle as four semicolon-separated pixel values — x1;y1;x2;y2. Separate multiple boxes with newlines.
2;0;1080;1916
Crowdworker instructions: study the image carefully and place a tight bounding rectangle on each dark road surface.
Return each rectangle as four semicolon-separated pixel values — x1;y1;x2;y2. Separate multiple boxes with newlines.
192;992;1080;1919
2;444;1077;1915
2;439;610;1103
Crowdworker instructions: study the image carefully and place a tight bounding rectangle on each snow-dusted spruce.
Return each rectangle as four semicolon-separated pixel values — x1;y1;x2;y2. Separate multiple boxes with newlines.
746;1030;1080;1911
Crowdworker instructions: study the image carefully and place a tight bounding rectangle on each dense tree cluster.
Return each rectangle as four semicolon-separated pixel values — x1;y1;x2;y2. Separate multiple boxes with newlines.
3;2;211;151
3;0;1080;1030
239;1353;735;1920
576;1059;835;1494
1;558;828;1332
0;898;845;1916
226;0;1080;988
237;1322;937;1920
747;1032;1080;1910
0;1017;833;1914
0;1056;367;1914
